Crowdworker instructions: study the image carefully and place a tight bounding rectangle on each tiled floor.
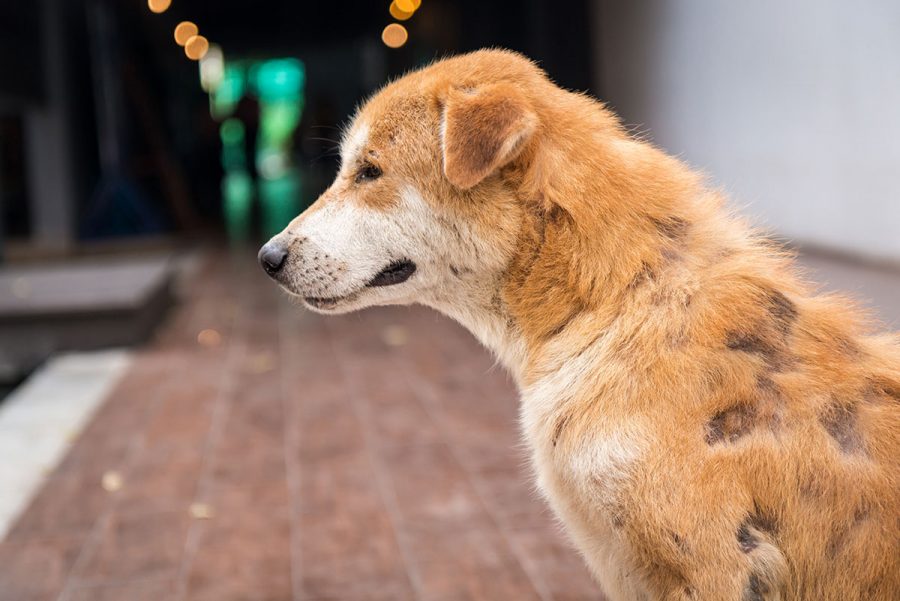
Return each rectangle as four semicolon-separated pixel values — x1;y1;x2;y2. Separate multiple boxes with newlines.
0;252;603;601
2;247;898;601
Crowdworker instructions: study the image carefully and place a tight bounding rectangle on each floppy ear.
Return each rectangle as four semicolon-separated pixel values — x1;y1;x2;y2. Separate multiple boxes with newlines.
441;83;538;189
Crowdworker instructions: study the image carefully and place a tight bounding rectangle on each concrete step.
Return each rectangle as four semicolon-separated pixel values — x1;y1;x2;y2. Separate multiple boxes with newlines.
0;256;175;382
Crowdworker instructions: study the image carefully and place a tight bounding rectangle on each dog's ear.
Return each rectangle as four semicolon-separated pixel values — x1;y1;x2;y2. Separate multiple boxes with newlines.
441;83;537;190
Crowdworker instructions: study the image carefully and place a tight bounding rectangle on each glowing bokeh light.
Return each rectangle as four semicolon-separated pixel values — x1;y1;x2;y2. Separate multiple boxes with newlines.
185;35;210;60
395;0;417;12
389;1;413;20
148;0;172;14
382;23;408;49
197;328;222;347
199;44;224;92
174;21;198;46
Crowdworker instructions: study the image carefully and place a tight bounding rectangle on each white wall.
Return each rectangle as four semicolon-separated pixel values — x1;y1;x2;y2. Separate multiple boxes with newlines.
595;1;900;261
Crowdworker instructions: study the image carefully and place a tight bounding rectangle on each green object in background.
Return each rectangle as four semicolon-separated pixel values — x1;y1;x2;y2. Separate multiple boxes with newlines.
254;58;306;235
219;118;246;171
253;59;305;102
259;168;302;239
259;101;301;148
222;169;254;242
211;64;246;120
219;118;245;145
206;56;306;240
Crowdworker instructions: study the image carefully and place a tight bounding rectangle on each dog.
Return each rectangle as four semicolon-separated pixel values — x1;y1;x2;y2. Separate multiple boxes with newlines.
259;50;900;600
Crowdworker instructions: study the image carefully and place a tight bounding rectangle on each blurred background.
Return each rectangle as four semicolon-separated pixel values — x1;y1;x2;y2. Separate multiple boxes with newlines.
0;1;898;600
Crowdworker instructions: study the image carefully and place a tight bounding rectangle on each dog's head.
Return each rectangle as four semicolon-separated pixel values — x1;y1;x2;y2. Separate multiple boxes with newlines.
259;50;545;314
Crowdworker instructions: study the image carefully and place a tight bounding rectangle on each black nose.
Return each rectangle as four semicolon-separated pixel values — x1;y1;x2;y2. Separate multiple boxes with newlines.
258;242;288;276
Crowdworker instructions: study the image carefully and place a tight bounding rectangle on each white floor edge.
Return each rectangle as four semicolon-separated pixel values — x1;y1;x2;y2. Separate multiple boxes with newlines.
0;349;132;539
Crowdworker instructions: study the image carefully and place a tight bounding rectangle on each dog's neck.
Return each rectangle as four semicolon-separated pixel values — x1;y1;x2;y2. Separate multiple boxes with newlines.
428;276;531;384
432;131;709;390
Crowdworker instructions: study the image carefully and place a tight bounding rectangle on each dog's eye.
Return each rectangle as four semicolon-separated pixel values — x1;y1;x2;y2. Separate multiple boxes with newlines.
355;162;382;183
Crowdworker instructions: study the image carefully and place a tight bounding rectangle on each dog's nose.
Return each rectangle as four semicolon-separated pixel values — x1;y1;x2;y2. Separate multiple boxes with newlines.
258;242;288;276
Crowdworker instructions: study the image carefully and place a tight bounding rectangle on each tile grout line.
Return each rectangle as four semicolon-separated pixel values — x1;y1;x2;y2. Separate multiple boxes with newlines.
55;358;194;601
278;298;304;601
170;284;248;601
324;318;426;601
55;255;228;601
393;346;556;601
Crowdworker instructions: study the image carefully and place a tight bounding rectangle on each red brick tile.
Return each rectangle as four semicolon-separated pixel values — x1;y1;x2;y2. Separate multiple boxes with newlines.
142;378;219;452
199;376;288;511
0;535;84;601
116;445;205;515
295;450;413;600
199;439;288;512
380;443;489;531
66;577;177;601
6;472;110;540
54;352;180;481
182;505;292;601
508;525;607;601
71;509;190;585
407;525;543;601
328;330;443;449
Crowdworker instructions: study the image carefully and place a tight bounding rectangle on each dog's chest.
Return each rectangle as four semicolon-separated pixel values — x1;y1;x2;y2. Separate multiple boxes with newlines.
521;381;655;600
529;440;651;601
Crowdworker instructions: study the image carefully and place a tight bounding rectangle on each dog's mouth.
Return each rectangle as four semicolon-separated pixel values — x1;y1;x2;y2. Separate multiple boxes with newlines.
366;259;417;288
303;260;417;310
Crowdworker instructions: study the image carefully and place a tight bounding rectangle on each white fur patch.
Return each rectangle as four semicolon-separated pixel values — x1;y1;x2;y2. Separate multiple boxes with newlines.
521;333;648;494
339;123;370;174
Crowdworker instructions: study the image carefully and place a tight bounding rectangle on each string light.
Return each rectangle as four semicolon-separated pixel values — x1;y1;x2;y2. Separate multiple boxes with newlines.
174;21;199;46
389;1;413;20
382;23;408;49
199;44;225;92
147;0;172;14
185;35;210;60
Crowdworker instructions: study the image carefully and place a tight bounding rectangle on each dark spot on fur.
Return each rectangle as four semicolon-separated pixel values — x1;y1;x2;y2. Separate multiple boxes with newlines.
737;522;758;553
798;471;828;500
725;333;793;372
749;503;780;536
671;531;690;554
766;290;798;334
737;506;779;553
725;289;798;371
651;215;690;241
450;265;461;277
743;573;769;601
725;332;768;353
609;510;625;529
660;247;682;263
755;375;785;434
490;292;505;316
628;262;655;289
819;401;864;455
546;302;583;338
547;203;570;225
827;502;870;558
870;377;900;403
551;413;570;448
834;335;862;358
575;329;609;358
706;404;756;445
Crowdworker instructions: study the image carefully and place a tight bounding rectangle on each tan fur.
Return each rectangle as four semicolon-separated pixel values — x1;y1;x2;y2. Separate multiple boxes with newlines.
268;50;900;600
